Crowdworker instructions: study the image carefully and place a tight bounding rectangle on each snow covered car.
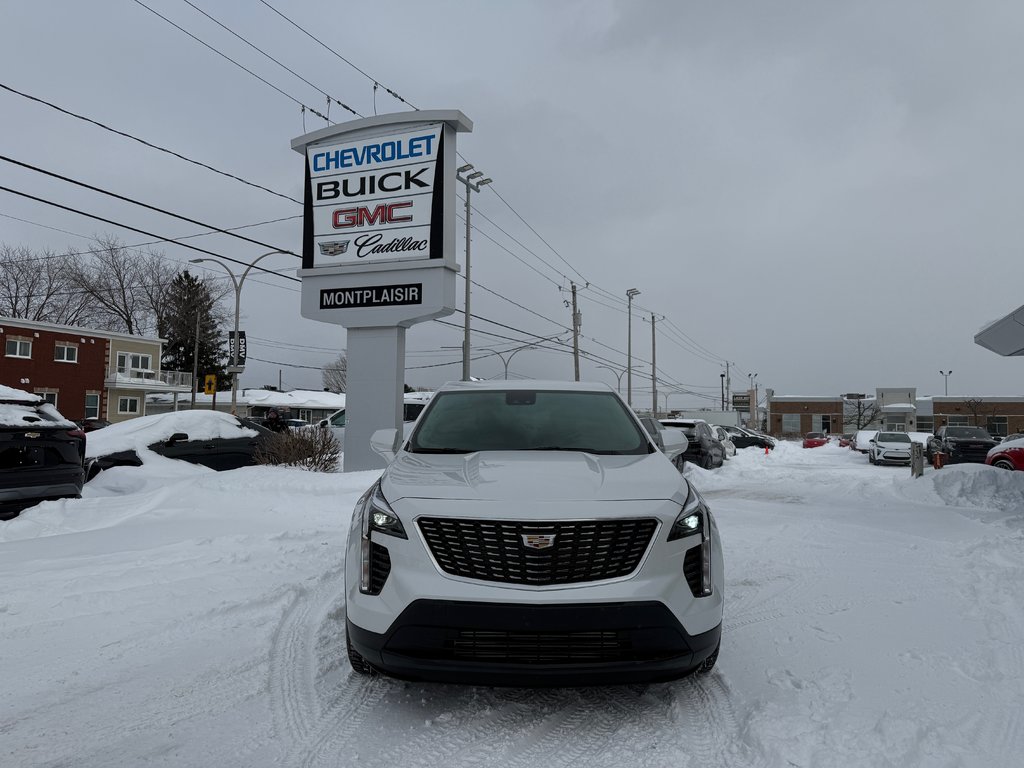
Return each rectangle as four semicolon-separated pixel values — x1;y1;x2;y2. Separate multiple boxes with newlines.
85;410;271;479
0;386;86;520
345;381;722;685
868;431;913;465
985;436;1024;471
852;430;878;453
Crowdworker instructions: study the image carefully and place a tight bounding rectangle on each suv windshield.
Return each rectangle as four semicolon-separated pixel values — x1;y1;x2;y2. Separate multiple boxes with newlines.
877;432;911;442
409;390;651;455
947;427;991;439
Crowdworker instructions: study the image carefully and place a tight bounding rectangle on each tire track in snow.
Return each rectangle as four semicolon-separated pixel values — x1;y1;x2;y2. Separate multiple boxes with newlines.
293;674;391;768
267;567;345;745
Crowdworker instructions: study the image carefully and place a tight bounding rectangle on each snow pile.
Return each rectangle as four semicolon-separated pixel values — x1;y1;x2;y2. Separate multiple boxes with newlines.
85;410;258;458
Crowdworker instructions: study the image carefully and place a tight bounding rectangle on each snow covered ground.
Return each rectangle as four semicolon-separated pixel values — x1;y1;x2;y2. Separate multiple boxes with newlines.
3;442;1023;767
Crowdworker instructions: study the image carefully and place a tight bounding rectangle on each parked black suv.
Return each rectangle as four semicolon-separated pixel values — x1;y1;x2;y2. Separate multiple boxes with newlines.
1;389;86;520
927;426;999;464
721;425;776;450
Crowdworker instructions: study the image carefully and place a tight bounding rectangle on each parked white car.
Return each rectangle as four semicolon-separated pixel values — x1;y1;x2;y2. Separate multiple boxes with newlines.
345;380;723;685
318;395;430;451
868;431;913;466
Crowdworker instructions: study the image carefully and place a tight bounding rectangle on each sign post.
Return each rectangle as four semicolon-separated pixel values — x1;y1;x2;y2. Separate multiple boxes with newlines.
292;111;472;471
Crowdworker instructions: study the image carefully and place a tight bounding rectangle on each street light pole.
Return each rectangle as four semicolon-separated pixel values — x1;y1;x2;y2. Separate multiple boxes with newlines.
190;250;290;414
940;370;952;396
626;288;640;407
456;164;492;381
479;333;566;379
596;364;626;396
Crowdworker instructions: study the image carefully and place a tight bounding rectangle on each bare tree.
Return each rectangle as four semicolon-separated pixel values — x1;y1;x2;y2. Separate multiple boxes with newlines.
66;236;186;336
0;244;96;326
844;398;882;430
322;354;347;393
963;398;991;427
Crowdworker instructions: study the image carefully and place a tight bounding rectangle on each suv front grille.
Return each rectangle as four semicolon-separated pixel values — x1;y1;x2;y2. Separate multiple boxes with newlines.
417;517;658;585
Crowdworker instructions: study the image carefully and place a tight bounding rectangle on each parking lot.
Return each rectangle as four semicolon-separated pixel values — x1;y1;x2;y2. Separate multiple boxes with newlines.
3;441;1023;767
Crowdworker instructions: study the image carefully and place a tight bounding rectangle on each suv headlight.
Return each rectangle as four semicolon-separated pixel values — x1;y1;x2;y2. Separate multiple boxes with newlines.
355;479;406;595
668;486;709;541
669;486;714;596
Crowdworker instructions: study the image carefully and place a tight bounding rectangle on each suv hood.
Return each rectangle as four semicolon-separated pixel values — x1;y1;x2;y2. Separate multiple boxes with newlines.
384;450;686;503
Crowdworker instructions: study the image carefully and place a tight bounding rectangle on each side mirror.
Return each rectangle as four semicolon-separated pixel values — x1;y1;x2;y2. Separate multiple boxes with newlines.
318;419;328;428
661;429;688;461
370;428;400;463
869;439;876;444
166;432;189;445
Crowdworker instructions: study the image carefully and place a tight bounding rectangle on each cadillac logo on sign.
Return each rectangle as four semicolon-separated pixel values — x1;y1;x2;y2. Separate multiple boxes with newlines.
319;240;350;257
522;534;556;550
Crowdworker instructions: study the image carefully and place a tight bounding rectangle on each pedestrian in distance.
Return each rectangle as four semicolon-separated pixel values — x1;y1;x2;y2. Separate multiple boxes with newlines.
264;408;289;433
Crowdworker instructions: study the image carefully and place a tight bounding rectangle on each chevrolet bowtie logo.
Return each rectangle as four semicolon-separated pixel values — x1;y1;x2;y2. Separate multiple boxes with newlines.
319;240;350;256
522;534;556;550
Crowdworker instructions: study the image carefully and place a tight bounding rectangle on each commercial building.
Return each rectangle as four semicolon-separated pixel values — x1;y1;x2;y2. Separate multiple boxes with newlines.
768;388;1024;437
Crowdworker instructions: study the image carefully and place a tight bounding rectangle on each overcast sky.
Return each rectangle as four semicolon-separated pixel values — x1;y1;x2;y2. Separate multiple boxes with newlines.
2;0;1022;407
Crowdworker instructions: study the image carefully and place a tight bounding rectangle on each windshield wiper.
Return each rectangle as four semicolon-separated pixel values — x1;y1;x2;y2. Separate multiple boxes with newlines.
409;447;472;454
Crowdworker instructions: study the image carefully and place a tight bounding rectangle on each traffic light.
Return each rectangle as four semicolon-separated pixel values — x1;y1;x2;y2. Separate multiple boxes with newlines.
203;374;217;395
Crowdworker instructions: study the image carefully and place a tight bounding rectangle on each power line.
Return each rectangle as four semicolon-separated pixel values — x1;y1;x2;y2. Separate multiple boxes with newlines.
178;0;360;119
0;184;300;283
0;211;301;263
0;81;301;206
130;0;332;123
0;155;299;258
256;0;416;111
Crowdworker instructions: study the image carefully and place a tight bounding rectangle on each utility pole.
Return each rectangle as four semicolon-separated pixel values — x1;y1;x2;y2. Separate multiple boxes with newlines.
720;372;725;411
725;362;731;409
651;313;657;415
190;311;199;410
456;164;492;381
626;288;640;406
571;282;581;381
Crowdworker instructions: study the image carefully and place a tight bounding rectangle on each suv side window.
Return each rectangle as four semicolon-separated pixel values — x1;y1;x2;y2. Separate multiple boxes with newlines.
330;410;346;427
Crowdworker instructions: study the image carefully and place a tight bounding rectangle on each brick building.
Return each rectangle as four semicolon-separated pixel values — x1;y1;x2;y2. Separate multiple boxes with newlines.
768;390;1024;438
0;317;191;422
768;396;844;437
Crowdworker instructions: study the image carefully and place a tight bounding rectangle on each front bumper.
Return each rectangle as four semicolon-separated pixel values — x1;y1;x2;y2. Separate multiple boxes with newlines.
348;599;721;686
876;449;911;464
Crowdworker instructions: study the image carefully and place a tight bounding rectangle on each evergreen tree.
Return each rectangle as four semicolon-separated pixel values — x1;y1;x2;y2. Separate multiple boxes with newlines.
160;271;229;390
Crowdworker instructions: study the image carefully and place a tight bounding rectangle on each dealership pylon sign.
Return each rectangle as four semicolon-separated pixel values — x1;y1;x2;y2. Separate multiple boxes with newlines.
292;111;472;470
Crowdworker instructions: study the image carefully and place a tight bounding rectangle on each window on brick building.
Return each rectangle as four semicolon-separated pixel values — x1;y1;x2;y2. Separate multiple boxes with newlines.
782;414;800;433
54;343;78;362
5;338;32;358
85;393;100;419
987;416;1008;436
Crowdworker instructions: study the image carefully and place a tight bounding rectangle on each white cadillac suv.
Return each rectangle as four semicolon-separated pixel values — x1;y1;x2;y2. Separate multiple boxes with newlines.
344;381;724;685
